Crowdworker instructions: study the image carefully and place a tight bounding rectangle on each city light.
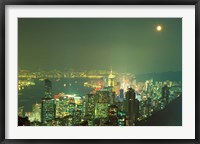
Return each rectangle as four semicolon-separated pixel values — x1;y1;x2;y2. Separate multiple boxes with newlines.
18;69;182;126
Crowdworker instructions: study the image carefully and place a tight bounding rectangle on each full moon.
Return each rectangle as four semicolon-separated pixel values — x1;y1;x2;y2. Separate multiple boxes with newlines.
156;25;162;31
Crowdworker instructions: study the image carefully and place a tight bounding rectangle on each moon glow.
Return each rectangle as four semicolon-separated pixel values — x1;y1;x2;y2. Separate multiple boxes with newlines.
156;25;162;31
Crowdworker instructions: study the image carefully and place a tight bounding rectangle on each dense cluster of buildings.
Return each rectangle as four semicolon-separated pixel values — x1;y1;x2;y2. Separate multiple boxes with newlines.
18;70;182;126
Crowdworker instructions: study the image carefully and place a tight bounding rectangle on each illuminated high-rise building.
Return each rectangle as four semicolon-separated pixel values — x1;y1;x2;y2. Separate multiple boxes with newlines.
75;104;83;124
125;88;136;126
84;94;96;122
108;69;115;87
119;89;124;101
44;79;52;98
147;97;152;116
162;84;170;105
135;99;140;122
41;79;55;124
55;97;68;118
41;98;55;124
95;90;109;120
68;97;76;125
32;103;41;122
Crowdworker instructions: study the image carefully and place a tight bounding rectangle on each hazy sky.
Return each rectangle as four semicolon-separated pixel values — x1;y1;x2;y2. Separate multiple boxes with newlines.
18;18;182;74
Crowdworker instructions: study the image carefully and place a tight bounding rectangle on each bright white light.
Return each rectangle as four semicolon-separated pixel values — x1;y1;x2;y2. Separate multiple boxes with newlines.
156;25;162;31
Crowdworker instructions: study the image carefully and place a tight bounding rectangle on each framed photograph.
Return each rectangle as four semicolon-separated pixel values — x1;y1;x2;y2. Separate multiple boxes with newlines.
1;0;199;143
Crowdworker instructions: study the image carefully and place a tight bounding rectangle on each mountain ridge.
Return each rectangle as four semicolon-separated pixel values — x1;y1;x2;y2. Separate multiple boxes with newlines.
136;71;182;82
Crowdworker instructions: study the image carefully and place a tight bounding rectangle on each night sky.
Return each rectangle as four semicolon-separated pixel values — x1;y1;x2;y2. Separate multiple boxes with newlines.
18;18;182;74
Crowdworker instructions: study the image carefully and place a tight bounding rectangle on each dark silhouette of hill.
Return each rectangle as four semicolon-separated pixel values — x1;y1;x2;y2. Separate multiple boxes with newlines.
136;71;182;82
136;96;182;126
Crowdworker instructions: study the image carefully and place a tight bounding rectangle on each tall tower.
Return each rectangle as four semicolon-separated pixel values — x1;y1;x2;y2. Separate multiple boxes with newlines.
41;79;55;124
162;84;170;105
108;69;115;87
119;89;124;101
68;97;75;126
94;90;109;125
84;94;97;126
125;88;136;126
32;103;41;122
44;79;52;98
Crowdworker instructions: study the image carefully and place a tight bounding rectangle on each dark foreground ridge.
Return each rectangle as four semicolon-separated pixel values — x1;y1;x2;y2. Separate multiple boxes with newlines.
136;96;182;126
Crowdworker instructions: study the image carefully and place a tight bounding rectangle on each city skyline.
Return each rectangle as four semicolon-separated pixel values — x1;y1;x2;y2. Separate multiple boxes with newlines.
18;18;182;74
18;73;182;126
18;18;182;126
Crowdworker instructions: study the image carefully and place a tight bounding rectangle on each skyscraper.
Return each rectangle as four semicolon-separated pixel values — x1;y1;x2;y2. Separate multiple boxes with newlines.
84;94;96;123
162;84;170;105
95;90;109;125
41;79;55;124
55;97;68;118
75;104;83;125
32;103;41;122
41;98;55;124
119;89;124;101
68;100;75;126
108;69;115;87
125;88;136;126
44;79;52;98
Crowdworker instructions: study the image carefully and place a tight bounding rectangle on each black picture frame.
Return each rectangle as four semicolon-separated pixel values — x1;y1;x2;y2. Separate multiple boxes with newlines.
0;0;199;143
